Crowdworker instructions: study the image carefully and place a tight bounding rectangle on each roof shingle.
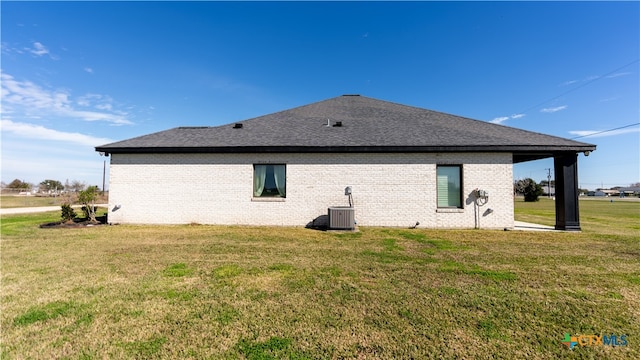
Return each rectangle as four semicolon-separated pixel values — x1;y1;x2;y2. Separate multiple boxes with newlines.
96;95;595;162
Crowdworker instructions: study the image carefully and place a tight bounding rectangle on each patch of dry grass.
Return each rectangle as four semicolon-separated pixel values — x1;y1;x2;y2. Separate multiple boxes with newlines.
1;194;109;209
1;195;60;208
1;200;639;359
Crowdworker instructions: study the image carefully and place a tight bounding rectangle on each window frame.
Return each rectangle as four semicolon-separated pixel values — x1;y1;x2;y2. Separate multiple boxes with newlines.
252;163;287;199
436;164;463;209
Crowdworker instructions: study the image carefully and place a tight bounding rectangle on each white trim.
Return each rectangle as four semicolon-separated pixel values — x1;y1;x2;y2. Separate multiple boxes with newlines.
436;208;465;213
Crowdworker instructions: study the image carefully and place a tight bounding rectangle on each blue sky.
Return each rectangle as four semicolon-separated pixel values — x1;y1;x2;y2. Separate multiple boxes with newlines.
2;1;638;190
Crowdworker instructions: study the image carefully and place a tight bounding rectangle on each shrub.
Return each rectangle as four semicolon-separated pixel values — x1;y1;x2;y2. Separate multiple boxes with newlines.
60;204;77;222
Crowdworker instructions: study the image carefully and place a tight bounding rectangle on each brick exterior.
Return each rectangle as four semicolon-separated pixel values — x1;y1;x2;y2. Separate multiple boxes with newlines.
107;152;514;229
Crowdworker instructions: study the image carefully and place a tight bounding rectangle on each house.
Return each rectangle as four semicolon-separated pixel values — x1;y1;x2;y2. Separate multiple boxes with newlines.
542;185;556;197
95;95;596;230
619;187;640;197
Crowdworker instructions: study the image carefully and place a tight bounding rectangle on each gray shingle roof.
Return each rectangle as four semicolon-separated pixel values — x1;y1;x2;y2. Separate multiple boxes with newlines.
96;95;595;162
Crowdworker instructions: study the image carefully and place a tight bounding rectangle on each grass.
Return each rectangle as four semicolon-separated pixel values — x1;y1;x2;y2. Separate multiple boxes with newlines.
1;198;638;359
1;194;109;208
514;197;640;235
0;195;60;208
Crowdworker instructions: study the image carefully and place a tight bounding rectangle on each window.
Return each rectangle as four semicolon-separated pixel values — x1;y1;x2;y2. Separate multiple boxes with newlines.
253;164;286;198
437;165;462;208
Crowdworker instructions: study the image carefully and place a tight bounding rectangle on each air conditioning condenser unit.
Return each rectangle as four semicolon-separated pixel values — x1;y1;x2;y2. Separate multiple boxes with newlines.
328;206;355;230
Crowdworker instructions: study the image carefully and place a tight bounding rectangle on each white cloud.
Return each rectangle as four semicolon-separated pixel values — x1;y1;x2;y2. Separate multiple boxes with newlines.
489;113;526;124
1;119;113;147
30;41;49;56
560;71;630;87
77;93;114;111
605;72;632;79
25;41;58;60
1;72;132;125
490;116;509;124
1;73;58;109
599;96;619;103
84;67;94;73
540;105;567;113
95;103;113;111
569;127;640;139
77;93;103;106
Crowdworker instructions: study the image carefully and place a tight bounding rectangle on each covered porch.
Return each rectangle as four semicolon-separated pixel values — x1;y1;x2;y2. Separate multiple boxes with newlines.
514;149;595;231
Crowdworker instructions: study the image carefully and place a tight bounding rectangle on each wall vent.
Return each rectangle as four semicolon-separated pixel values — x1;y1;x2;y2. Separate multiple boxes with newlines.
233;123;243;129
328;207;355;230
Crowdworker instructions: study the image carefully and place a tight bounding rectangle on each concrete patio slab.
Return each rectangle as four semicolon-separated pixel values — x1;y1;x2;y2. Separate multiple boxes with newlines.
513;221;559;232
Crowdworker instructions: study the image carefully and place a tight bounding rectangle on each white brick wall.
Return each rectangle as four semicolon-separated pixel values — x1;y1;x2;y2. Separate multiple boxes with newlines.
107;152;514;229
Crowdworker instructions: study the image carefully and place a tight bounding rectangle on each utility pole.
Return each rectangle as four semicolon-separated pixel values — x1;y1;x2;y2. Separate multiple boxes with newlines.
545;168;552;198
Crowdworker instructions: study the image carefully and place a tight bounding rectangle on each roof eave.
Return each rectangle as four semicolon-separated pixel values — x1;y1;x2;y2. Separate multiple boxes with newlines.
95;144;597;155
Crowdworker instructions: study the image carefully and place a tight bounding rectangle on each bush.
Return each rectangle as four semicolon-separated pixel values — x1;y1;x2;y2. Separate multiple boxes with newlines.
60;204;77;222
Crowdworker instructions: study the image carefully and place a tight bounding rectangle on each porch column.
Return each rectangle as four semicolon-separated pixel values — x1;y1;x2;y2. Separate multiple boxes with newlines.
554;152;581;231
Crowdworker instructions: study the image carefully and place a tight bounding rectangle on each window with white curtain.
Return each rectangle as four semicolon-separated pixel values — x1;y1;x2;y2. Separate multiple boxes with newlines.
253;164;286;198
437;165;462;208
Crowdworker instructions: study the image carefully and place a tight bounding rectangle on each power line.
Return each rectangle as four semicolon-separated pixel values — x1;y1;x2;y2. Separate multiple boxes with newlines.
518;59;640;115
570;122;640;139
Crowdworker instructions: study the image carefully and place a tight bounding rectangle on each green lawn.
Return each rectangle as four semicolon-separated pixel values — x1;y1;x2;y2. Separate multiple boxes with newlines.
515;197;640;235
1;199;638;359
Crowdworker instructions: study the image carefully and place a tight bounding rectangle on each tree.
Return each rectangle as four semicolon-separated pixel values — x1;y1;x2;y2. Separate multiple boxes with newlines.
69;180;87;192
515;178;544;201
40;179;64;192
7;179;31;189
522;178;544;202
514;179;528;195
78;185;99;222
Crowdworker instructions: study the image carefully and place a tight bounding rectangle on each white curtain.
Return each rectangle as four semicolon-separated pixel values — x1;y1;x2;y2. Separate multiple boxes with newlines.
253;165;267;197
273;165;286;197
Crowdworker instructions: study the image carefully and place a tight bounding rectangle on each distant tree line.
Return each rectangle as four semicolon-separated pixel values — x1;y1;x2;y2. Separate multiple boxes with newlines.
2;178;94;193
